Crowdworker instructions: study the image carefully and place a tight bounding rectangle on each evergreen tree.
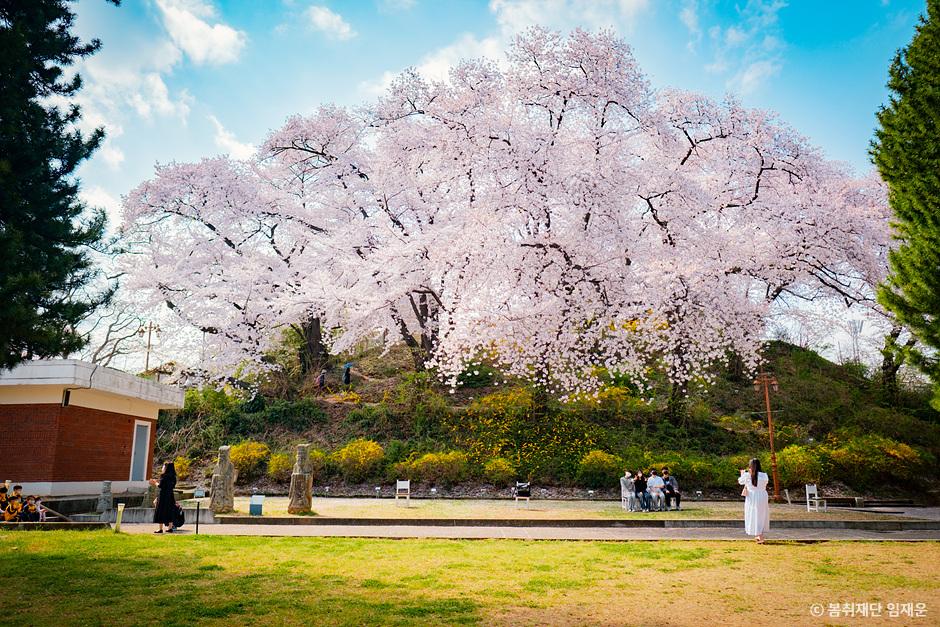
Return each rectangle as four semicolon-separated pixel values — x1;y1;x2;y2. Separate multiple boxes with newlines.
0;0;118;369
873;0;940;406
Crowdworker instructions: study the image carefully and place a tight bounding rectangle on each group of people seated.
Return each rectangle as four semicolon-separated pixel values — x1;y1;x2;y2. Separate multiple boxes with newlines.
620;467;681;512
0;485;45;522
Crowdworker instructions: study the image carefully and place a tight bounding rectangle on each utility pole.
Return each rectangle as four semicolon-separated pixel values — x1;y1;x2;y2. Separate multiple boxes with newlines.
753;366;782;503
139;321;160;372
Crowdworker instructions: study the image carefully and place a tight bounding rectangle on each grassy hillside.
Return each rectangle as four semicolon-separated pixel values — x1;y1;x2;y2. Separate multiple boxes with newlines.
156;342;940;499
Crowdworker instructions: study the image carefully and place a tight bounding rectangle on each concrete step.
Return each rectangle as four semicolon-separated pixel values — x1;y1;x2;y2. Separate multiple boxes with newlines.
214;516;940;531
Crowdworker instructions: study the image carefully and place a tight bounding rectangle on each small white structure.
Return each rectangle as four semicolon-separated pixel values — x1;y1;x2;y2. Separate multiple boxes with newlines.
395;479;410;505
805;483;827;512
0;359;184;496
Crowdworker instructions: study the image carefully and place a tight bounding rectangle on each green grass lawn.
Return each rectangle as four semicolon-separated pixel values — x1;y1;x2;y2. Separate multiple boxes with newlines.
214;497;919;521
3;531;937;625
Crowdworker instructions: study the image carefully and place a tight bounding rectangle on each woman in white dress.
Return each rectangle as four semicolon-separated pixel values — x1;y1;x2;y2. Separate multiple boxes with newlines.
738;458;769;543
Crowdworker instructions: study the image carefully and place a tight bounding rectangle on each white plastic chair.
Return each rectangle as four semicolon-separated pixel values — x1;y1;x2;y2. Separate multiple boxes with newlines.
805;484;827;512
395;479;410;506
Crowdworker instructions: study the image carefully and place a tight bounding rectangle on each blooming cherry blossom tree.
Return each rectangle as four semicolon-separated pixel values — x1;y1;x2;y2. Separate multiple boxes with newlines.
120;28;892;398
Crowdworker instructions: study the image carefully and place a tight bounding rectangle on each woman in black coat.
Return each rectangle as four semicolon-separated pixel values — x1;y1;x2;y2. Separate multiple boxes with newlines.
151;462;177;533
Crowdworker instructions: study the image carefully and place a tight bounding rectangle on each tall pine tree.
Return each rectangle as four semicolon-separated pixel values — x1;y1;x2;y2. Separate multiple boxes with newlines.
873;0;940;406
0;0;118;369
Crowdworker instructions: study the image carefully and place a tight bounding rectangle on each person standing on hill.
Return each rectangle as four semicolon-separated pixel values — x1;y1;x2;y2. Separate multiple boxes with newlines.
342;362;352;388
151;462;177;534
738;458;770;543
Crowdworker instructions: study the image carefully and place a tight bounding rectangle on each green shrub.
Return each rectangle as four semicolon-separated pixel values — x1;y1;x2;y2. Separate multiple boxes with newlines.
483;457;516;486
229;440;271;483
457;364;497;388
261;398;326;430
576;450;622;488
775;445;828;487
344;404;396;433
828;434;932;488
408;451;469;486
267;452;293;483
395;373;450;438
330;439;384;483
384;439;412;465
449;387;597;485
173;456;192;481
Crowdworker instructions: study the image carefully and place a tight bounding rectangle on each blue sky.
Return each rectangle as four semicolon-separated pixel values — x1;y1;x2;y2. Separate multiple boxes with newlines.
71;0;925;226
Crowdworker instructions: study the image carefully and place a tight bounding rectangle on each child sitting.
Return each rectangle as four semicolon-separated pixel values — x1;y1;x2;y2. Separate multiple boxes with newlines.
0;487;8;512
21;496;39;522
3;495;22;522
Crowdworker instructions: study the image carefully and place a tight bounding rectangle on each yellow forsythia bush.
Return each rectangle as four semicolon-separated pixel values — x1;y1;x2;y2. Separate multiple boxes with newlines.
576;450;622;488
173;456;192;480
330;439;384;483
267;452;293;483
230;440;271;483
483;457;516;486
408;451;469;486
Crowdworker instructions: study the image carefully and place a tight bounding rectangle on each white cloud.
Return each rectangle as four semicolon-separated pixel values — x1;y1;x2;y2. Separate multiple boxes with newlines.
417;33;504;82
99;142;125;170
362;0;651;98
725;26;747;46
693;0;788;95
359;33;502;97
306;5;357;40
127;73;192;120
733;59;780;95
155;0;247;65
679;0;701;52
69;39;192;169
208;115;255;159
490;0;649;34
81;185;123;226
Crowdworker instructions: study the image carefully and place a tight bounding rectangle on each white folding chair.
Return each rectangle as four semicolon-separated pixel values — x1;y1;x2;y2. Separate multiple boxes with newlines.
805;483;827;512
395;479;410;506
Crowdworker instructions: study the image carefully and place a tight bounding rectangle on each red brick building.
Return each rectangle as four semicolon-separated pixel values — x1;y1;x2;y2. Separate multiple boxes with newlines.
0;360;184;496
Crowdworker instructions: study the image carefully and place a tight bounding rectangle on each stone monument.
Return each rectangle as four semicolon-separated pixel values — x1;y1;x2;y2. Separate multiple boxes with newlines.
209;445;236;513
287;443;313;514
96;480;112;513
145;481;157;507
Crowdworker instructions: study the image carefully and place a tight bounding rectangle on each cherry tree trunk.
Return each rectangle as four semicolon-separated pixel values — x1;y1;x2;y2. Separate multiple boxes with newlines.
298;316;327;376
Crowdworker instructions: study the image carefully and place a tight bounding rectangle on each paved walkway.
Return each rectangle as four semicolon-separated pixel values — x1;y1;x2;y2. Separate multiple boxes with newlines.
121;523;940;541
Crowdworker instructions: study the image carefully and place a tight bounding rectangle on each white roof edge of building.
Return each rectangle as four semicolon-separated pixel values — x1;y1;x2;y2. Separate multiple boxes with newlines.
0;359;185;409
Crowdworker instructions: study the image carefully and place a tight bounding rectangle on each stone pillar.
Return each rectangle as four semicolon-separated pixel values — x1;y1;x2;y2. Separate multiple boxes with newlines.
145;482;157;507
96;480;112;513
209;445;236;513
287;444;313;514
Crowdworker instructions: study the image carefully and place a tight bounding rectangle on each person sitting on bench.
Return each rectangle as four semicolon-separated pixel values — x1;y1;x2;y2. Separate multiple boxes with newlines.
647;470;665;512
21;496;40;522
663;467;681;511
3;487;23;522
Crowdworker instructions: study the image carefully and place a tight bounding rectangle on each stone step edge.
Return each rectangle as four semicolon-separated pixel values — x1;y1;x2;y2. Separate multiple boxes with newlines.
214;517;940;530
0;522;110;531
